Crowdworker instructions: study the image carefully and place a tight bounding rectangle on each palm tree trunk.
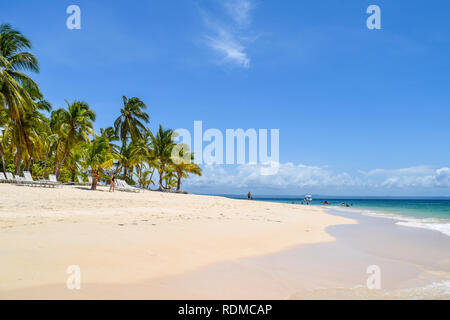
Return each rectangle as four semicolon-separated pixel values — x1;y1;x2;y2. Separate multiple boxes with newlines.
15;135;21;175
91;170;98;190
0;146;6;175
71;161;76;182
43;152;49;179
56;149;69;178
176;172;182;191
158;165;165;190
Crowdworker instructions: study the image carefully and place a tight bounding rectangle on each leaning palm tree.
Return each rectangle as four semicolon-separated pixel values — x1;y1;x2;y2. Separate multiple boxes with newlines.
148;125;176;190
0;23;42;173
114;96;149;147
53;100;96;178
0;23;40;116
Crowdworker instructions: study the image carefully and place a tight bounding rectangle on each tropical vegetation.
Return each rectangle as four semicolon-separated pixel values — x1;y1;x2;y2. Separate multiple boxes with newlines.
0;23;201;191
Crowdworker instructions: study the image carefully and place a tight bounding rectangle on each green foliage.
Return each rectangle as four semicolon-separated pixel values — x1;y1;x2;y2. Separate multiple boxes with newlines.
0;23;202;190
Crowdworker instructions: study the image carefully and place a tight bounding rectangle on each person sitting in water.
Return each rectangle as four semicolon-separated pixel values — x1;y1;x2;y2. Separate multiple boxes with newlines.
109;173;116;192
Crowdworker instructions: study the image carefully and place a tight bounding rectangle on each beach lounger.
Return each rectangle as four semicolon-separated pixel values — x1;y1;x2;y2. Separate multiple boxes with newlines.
0;172;7;183
48;174;62;187
88;176;93;185
15;174;28;184
20;171;56;188
115;179;142;193
18;171;37;186
77;175;89;185
5;172;15;183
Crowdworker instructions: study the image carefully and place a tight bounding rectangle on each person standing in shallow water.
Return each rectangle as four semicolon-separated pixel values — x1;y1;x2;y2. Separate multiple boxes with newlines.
248;192;251;200
109;173;116;192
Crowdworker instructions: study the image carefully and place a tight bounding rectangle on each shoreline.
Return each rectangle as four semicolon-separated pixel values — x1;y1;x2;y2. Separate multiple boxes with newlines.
0;184;353;299
1;184;449;299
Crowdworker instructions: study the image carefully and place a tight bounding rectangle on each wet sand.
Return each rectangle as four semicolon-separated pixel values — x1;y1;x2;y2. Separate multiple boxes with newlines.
0;184;352;299
4;201;450;299
114;209;450;299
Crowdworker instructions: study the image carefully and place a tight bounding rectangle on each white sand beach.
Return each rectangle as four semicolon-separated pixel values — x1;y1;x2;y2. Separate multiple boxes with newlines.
0;183;355;299
2;184;450;300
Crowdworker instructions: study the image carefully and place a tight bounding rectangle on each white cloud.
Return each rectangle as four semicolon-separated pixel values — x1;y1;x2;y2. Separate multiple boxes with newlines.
379;167;450;188
186;162;361;189
185;163;450;192
205;28;250;68
360;165;434;176
225;0;253;27
200;0;255;68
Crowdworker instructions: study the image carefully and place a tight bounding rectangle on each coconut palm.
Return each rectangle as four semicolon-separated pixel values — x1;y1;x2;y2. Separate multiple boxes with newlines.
0;24;42;173
170;144;202;191
81;134;115;190
133;167;155;189
148;125;176;190
53;100;95;178
19;100;52;173
0;23;40;116
114;96;149;147
162;168;177;190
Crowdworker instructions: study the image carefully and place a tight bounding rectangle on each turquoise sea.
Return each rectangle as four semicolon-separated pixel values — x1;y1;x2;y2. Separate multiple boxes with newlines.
222;195;450;237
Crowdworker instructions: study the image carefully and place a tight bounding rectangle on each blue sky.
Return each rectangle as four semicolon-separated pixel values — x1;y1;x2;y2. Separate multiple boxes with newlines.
2;0;450;196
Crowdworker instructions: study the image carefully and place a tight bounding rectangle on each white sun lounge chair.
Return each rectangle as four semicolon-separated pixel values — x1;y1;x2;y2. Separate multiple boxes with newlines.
48;174;62;187
0;172;7;183
15;174;29;184
19;171;38;186
115;179;142;193
88;176;93;185
20;171;55;188
77;175;89;185
5;172;15;182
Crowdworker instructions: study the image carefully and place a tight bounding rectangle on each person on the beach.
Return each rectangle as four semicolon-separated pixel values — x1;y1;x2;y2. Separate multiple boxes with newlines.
109;173;116;192
248;192;251;200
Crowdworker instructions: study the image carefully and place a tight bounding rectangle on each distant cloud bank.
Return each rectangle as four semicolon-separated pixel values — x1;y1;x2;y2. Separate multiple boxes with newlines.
185;163;450;194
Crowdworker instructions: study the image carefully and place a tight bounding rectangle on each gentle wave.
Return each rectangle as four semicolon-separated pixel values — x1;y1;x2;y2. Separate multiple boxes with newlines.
396;220;450;237
290;280;450;299
329;206;450;237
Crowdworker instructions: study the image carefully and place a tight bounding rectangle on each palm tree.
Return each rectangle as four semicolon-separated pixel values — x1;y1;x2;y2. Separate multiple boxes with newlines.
149;125;175;190
162;168;177;190
114;96;149;147
133;167;155;189
114;96;149;178
53;100;95;178
21;100;52;173
0;23;40;115
0;23;42;173
100;126;120;154
171;144;202;191
81;134;115;190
